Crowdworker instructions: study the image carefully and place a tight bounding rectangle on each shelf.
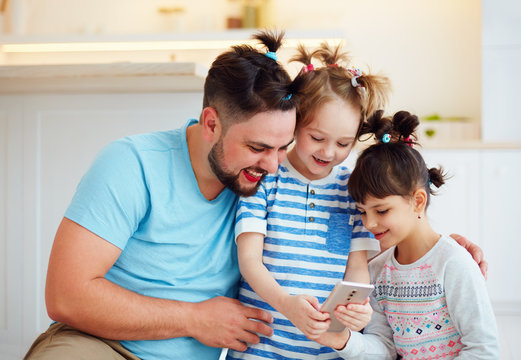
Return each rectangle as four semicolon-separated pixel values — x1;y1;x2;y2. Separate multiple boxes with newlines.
0;62;208;94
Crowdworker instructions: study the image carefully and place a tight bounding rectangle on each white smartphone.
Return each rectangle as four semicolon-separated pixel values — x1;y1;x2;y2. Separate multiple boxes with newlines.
320;281;375;332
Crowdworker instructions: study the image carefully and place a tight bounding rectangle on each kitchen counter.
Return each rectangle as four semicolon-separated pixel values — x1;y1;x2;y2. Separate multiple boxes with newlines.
0;62;208;93
353;137;521;150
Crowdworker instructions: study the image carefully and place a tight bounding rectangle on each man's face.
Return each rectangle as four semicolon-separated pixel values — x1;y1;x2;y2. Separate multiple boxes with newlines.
208;109;296;196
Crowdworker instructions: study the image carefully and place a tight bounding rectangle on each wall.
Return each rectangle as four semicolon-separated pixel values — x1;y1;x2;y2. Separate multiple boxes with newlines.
9;0;481;125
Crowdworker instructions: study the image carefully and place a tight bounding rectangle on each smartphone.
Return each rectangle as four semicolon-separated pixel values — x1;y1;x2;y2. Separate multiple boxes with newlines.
320;281;375;332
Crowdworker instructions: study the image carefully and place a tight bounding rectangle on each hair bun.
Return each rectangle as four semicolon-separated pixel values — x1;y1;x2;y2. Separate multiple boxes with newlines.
392;111;419;139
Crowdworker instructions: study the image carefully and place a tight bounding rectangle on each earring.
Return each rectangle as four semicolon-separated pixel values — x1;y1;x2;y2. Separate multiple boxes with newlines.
417;214;422;219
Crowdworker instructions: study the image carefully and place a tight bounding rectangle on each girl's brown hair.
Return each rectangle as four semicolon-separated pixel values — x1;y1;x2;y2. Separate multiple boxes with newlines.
290;42;390;136
348;110;446;207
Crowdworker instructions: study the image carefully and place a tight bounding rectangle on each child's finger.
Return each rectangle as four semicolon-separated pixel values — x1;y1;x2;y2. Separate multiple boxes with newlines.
310;309;330;321
305;319;330;338
335;313;368;331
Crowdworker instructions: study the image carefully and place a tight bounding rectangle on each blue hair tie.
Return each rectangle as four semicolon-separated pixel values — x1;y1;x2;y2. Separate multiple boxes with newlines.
265;51;277;61
382;134;391;143
282;94;292;101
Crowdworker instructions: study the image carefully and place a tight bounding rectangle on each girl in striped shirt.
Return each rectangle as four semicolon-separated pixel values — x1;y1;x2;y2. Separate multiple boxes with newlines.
226;43;391;360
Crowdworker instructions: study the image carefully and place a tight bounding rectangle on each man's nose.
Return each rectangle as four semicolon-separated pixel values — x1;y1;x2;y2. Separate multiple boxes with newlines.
260;150;280;174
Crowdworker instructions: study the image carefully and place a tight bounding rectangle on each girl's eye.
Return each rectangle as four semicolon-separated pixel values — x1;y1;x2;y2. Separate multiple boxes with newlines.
377;209;388;215
338;142;350;148
311;135;323;142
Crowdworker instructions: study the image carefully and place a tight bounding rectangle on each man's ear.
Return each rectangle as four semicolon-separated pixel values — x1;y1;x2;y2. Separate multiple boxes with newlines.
412;188;428;214
201;107;221;142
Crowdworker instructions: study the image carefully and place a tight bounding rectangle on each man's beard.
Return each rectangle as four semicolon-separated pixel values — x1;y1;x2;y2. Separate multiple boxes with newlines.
208;138;266;197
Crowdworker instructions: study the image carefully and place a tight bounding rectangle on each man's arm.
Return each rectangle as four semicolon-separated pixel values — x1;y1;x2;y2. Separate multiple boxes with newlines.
45;217;273;351
449;233;488;278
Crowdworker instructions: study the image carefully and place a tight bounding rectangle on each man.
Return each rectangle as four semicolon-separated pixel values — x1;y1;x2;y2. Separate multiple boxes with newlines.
24;31;296;360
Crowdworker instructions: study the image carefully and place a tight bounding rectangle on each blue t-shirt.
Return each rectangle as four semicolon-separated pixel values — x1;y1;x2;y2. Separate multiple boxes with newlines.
65;119;240;360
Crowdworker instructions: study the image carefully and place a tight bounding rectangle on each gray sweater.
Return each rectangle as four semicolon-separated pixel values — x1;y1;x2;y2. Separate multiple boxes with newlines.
339;235;500;359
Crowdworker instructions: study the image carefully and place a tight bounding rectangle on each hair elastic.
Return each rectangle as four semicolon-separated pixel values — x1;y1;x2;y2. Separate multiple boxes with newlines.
282;94;292;101
347;66;364;88
265;51;277;61
382;134;391;143
404;136;413;148
301;64;314;73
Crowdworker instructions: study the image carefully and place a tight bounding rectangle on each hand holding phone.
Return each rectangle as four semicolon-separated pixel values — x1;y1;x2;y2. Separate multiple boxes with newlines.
320;281;374;332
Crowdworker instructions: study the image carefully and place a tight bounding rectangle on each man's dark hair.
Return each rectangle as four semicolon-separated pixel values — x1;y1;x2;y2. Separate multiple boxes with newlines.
203;30;295;130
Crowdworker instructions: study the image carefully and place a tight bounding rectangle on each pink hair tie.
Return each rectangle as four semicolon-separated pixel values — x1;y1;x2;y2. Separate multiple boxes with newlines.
301;64;314;73
404;136;413;147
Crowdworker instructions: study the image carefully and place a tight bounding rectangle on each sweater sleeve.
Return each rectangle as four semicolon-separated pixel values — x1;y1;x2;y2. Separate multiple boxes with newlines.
443;244;500;359
336;291;397;359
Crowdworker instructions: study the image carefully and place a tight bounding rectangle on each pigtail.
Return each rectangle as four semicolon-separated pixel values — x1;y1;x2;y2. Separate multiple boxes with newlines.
428;167;446;190
252;30;284;53
290;43;314;68
359;109;392;139
313;42;350;66
357;73;391;119
391;111;419;144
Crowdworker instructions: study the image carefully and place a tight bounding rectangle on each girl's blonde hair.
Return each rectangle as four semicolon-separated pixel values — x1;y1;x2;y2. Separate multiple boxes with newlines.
291;42;390;136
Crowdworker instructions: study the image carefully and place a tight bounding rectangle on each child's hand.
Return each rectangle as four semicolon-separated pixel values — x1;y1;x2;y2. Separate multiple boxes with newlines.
334;298;373;331
314;328;351;350
281;294;330;339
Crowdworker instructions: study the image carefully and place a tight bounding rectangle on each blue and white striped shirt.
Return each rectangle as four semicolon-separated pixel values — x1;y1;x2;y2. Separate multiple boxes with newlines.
227;159;379;360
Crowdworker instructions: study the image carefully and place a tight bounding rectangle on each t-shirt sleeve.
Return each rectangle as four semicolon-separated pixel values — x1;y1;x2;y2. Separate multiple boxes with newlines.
234;182;268;241
64;139;149;250
349;208;380;258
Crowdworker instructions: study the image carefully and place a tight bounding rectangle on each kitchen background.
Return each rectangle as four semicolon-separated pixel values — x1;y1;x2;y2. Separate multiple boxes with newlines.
0;0;520;359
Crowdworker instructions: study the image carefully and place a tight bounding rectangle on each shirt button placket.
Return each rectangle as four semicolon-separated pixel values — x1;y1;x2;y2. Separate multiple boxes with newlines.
309;188;315;222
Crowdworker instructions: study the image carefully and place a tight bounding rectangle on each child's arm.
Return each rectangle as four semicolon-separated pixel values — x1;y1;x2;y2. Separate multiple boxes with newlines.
343;250;370;283
237;232;330;339
314;294;397;358
443;249;499;359
337;250;372;331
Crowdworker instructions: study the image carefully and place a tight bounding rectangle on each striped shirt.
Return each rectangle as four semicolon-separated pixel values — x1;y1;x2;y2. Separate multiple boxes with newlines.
226;158;379;360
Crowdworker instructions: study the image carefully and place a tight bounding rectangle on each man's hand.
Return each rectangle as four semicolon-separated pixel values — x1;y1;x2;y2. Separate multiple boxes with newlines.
189;296;273;352
450;233;488;279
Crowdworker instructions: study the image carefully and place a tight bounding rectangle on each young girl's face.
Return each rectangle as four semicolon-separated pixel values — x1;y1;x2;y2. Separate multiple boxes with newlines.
288;99;360;180
356;194;418;251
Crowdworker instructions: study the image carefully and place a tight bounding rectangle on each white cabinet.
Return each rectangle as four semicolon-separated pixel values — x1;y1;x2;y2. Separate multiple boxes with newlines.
0;91;203;359
0;96;24;360
422;149;521;313
480;150;521;308
422;150;481;246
